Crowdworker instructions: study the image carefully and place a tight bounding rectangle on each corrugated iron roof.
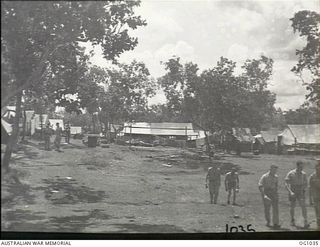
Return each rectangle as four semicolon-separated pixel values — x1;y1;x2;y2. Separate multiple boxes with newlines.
122;122;198;136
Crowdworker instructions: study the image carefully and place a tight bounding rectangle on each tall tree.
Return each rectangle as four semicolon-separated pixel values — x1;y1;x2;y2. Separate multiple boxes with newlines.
1;1;146;169
159;56;275;131
238;55;275;130
290;10;320;107
99;60;157;131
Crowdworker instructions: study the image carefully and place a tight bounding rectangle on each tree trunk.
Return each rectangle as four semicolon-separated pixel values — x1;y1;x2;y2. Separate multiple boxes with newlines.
3;92;22;171
21;108;26;141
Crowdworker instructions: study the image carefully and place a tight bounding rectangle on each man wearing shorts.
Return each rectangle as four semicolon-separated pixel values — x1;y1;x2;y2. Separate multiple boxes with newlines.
225;168;239;205
259;165;280;228
285;161;309;228
206;165;221;204
309;161;320;229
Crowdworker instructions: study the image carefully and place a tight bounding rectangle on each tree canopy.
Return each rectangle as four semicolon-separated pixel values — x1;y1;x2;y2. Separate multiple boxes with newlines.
290;10;320;107
1;0;146;169
99;60;157;126
158;56;276;132
1;1;146;107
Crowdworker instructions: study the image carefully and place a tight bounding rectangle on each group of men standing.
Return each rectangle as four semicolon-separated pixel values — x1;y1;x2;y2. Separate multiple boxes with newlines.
43;122;71;151
259;160;320;229
205;160;320;229
206;166;240;205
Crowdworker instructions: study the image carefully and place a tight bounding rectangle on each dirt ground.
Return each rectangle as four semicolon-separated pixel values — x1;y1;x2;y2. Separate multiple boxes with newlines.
1;139;319;233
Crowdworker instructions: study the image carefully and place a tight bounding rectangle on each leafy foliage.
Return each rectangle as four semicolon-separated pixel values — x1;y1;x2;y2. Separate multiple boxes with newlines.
1;1;146;107
1;1;146;168
284;106;320;124
99;60;157;125
290;10;320;107
159;56;275;132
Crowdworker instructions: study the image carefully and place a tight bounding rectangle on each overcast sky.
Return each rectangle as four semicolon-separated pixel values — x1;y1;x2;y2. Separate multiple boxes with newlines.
90;0;320;110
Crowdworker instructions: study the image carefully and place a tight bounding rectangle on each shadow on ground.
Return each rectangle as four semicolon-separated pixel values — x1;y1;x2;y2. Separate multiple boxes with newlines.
1;169;35;208
33;177;107;204
48;209;112;232
2;209;112;232
13;144;39;160
112;223;187;233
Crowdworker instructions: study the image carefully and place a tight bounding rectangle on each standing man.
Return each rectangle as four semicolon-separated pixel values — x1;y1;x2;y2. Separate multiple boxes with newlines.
258;165;280;228
65;122;71;144
225;168;240;205
43;123;53;151
309;161;320;229
285;161;309;228
206;165;221;204
54;122;63;152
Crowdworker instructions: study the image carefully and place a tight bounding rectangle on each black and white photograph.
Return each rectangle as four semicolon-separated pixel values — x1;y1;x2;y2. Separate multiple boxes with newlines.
1;0;320;238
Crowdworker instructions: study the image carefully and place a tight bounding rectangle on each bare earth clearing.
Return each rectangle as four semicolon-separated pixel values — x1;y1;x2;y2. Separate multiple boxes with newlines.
1;139;319;233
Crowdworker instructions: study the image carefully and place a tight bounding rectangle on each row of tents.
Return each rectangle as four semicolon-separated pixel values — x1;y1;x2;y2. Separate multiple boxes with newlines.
1;107;82;144
2;105;319;154
254;124;319;155
117;122;320;154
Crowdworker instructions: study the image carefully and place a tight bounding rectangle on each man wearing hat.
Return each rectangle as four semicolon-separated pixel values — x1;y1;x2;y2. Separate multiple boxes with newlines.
258;165;280;228
206;165;221;204
309;160;320;229
224;167;240;205
285;161;309;228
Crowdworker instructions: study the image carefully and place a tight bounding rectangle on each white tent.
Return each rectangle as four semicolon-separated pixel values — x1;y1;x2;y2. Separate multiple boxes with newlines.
254;129;281;144
279;124;320;145
48;119;64;130
30;114;48;135
1;119;12;135
1;106;16;118
70;126;82;135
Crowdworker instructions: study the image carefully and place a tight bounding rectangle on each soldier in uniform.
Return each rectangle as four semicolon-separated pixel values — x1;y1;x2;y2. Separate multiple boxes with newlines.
43;123;53;151
309;161;320;229
65;122;71;144
258;165;280;228
206;165;221;204
225;168;240;205
285;161;309;228
54;122;63;152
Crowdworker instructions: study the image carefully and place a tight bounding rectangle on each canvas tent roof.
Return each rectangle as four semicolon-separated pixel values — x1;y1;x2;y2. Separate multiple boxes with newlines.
121;122;199;136
279;124;320;145
1;119;12;135
48;119;64;130
1;106;16;118
259;129;281;143
70;126;82;134
232;127;253;142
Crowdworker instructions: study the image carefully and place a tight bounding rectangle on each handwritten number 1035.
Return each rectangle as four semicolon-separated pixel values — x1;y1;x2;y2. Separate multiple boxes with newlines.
226;224;256;232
